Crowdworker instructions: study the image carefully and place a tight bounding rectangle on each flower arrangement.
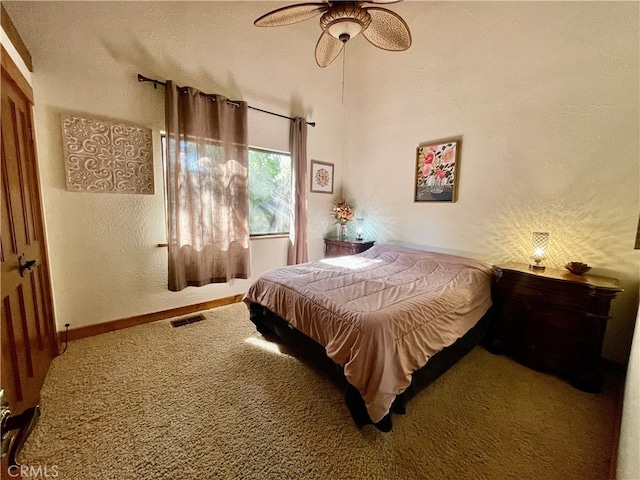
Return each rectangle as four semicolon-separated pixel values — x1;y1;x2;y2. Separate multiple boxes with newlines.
330;198;355;225
416;142;457;192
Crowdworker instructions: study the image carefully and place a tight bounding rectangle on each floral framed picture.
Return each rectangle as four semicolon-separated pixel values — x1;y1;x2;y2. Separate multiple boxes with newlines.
310;160;334;194
414;139;460;202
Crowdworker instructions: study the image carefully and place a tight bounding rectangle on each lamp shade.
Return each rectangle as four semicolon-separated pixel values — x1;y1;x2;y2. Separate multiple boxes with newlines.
530;232;549;270
355;218;364;240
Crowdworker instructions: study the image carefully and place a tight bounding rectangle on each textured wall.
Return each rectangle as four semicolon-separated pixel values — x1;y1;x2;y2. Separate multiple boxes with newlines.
4;1;345;330
6;2;639;363
343;2;639;362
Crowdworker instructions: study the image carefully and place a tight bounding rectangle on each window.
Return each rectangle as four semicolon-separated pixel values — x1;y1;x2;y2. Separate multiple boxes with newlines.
161;136;291;237
248;148;291;236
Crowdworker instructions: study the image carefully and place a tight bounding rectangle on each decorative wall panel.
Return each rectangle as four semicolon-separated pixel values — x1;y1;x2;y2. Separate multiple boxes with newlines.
61;114;153;194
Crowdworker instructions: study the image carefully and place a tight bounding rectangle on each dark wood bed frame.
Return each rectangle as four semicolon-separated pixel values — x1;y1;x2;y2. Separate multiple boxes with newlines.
248;302;495;432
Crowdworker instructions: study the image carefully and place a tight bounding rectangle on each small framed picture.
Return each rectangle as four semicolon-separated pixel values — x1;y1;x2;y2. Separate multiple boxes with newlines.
415;139;460;202
310;160;334;194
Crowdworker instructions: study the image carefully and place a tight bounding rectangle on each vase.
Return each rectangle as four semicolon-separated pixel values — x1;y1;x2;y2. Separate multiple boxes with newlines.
430;177;445;194
338;223;348;239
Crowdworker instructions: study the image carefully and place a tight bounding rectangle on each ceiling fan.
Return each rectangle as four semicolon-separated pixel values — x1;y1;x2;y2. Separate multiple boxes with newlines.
254;1;412;68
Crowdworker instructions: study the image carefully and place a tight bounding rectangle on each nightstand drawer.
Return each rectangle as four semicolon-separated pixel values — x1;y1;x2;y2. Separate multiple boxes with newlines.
323;237;375;258
325;242;358;256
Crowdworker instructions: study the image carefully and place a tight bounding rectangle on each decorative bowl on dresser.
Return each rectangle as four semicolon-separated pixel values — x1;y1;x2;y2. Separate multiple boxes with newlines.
323;237;375;258
489;263;622;393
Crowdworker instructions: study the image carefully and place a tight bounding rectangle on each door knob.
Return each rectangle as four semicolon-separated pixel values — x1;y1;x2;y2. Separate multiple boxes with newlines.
18;254;38;277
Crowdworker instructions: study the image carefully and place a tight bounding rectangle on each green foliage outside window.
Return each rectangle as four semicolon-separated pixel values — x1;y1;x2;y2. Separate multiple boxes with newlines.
248;149;291;235
162;136;291;237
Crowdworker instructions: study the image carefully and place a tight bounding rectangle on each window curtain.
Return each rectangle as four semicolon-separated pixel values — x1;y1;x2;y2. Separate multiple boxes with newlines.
164;81;250;291
288;117;308;264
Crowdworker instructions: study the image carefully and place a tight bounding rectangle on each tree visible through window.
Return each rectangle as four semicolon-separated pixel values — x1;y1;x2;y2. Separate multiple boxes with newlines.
248;148;291;235
162;138;291;237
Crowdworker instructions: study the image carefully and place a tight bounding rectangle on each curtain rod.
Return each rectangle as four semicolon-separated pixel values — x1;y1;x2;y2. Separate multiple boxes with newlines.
137;74;316;127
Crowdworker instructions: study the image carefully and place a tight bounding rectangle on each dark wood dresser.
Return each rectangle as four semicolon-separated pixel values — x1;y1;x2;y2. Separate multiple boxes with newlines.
490;263;622;393
323;237;375;257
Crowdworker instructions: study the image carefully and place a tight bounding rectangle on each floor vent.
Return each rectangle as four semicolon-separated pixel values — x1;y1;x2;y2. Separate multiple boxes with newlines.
170;314;206;328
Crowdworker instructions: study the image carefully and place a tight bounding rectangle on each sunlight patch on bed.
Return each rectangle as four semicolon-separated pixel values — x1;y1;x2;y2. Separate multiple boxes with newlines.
244;336;285;356
319;256;383;270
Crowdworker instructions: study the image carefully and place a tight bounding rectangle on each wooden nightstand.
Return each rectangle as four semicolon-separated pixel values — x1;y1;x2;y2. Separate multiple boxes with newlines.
323;237;375;258
490;263;622;393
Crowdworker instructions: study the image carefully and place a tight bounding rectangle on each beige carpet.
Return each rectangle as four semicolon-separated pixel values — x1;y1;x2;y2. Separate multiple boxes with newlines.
20;303;620;480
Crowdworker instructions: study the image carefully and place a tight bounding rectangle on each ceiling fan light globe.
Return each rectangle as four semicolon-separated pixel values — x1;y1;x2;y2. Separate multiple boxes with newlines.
328;20;362;41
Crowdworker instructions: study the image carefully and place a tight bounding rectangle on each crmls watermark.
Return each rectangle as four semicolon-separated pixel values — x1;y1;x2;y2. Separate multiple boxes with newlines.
7;464;59;478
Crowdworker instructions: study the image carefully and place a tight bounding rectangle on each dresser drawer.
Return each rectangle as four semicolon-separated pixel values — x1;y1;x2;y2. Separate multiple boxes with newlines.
497;279;592;312
523;304;587;334
501;304;584;374
519;342;582;374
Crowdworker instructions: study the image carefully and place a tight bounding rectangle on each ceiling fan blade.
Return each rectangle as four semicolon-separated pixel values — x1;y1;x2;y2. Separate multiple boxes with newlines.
315;31;345;68
254;3;328;27
362;0;403;4
362;7;412;51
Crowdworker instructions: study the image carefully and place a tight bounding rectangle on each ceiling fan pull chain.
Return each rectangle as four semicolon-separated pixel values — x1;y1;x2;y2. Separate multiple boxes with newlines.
342;45;346;105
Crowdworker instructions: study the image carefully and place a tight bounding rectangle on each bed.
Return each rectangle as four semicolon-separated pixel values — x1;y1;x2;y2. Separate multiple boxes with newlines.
243;244;494;431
